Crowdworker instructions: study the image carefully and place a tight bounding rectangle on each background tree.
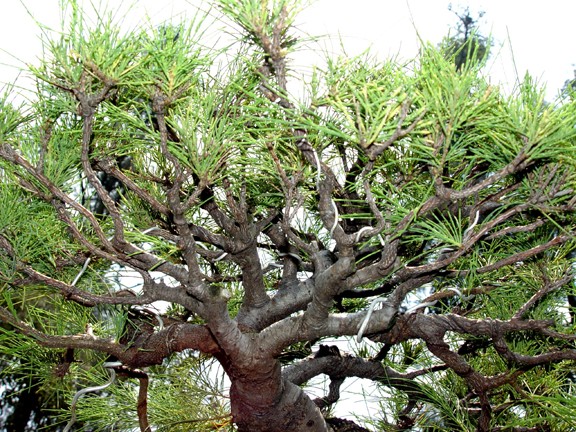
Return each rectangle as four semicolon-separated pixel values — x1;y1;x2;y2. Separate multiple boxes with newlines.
563;69;576;99
440;5;490;70
1;1;576;431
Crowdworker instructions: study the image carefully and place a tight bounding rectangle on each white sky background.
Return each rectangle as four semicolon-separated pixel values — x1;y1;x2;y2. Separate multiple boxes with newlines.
1;0;575;426
1;0;575;100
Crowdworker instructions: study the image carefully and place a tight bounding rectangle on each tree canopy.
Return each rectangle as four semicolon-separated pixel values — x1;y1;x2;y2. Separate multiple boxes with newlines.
1;1;576;431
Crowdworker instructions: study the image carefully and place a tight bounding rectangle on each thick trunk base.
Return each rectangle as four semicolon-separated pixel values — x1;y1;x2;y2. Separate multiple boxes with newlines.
233;381;329;432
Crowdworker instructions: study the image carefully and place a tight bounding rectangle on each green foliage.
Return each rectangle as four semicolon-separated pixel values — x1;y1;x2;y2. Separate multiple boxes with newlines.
0;92;29;143
216;0;301;50
0;188;75;274
57;356;231;431
310;53;424;149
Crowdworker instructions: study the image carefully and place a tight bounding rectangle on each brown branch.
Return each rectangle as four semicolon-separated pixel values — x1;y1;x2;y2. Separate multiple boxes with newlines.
52;201;192;282
354;167;388;242
365;101;426;160
380;313;557;346
18;265;157;307
222;178;247;225
314;376;344;411
262;222;300;285
0;144;113;251
435;146;530;201
234;244;270;310
492;334;576;369
485;219;546;240
261;302;397;357
378;312;576;409
152;91;205;289
94;159;170;216
80;113;127;243
404;364;449;379
200;192;239;235
476;234;570;275
283;353;437;405
0;234;168;308
36;117;56;174
513;271;574;319
136;373;151;432
72;67;127;246
0;305;221;369
152;92;186;189
302;255;355;331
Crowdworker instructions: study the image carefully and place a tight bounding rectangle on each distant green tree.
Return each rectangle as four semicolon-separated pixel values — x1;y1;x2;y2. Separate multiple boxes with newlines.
563;69;576;98
1;1;576;432
440;5;490;70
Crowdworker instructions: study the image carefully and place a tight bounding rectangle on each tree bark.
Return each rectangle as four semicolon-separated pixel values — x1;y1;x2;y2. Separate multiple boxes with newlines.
231;377;329;432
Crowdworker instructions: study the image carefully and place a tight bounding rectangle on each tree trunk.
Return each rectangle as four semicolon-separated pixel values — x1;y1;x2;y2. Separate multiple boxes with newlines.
224;356;330;432
232;379;329;432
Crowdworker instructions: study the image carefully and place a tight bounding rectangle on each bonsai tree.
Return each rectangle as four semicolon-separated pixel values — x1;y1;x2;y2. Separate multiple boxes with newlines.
0;1;575;431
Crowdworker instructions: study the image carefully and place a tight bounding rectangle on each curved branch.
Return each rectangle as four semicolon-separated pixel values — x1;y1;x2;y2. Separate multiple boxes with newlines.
0;144;113;251
0;305;220;369
283;352;437;404
94;158;170;216
260;302;397;356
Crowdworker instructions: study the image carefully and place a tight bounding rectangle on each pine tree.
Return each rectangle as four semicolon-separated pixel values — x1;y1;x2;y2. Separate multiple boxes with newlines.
0;1;575;431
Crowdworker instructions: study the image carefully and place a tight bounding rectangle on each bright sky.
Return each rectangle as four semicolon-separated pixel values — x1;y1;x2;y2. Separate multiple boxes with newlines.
1;0;575;101
298;0;576;98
